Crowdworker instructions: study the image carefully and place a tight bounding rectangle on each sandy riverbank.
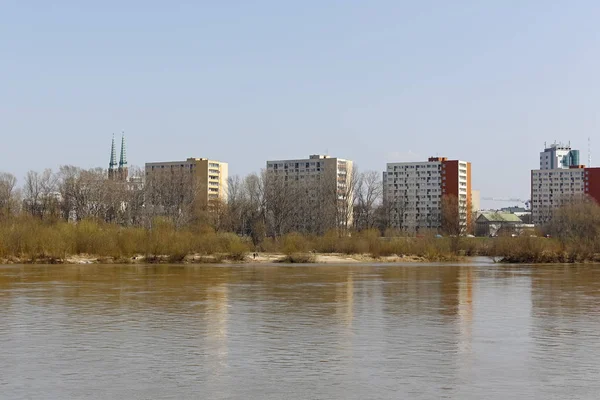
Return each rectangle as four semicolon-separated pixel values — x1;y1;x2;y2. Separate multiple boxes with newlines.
0;252;431;265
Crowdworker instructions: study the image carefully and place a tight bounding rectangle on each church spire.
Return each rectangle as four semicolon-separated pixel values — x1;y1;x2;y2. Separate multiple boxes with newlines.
109;134;117;170
119;133;127;168
117;132;128;181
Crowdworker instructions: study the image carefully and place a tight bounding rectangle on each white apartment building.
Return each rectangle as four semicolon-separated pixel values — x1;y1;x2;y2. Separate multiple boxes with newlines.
529;142;600;225
384;157;472;232
531;167;586;225
266;154;353;227
266;154;352;196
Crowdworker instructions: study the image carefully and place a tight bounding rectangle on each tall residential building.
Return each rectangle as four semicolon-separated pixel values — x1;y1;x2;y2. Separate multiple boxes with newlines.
145;157;228;204
265;154;353;231
384;157;472;232
266;154;352;190
531;165;600;224
531;141;600;224
539;142;580;170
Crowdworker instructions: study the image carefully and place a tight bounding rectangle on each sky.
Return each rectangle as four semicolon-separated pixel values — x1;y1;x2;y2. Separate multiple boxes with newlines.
2;1;600;209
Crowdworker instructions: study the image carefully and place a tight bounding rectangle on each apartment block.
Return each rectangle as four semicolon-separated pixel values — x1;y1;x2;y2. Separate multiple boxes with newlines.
145;157;228;204
266;154;353;226
266;154;352;189
384;157;472;232
531;166;600;224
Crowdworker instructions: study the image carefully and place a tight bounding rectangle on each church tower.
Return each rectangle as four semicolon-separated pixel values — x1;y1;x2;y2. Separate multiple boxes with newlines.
118;133;128;181
108;134;118;180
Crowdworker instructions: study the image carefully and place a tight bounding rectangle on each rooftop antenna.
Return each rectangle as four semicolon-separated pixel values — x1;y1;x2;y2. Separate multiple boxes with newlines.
589;137;592;167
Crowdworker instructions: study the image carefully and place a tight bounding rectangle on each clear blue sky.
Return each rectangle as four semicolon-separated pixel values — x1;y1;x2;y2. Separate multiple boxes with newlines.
2;1;600;208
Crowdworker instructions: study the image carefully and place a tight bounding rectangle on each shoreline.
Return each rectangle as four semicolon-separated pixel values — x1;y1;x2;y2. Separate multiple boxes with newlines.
2;253;596;265
0;252;436;265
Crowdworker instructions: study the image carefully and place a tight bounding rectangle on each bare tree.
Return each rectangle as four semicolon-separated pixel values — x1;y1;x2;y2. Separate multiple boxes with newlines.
57;166;118;222
353;170;382;231
23;169;60;219
264;170;297;237
120;165;146;227
383;192;409;234
0;172;19;219
144;167;198;228
246;172;268;246
544;197;600;242
440;194;471;251
224;175;247;234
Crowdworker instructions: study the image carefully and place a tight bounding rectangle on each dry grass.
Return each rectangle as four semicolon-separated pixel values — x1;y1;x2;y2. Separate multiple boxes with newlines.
2;215;599;264
0;216;250;262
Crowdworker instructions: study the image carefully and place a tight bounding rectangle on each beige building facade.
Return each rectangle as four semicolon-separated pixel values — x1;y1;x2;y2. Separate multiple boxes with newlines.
145;157;228;204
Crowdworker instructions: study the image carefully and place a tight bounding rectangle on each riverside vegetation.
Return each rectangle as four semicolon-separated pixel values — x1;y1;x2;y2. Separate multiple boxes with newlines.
0;216;472;263
0;212;599;264
0;168;599;264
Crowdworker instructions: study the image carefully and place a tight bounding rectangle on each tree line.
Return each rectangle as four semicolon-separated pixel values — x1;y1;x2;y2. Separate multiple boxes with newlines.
0;165;472;243
3;166;600;263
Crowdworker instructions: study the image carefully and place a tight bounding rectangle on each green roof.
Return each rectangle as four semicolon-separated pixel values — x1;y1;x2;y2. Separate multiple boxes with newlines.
476;212;523;223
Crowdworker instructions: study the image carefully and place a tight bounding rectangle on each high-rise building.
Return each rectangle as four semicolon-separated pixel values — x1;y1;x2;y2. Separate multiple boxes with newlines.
383;157;472;232
539;142;580;170
145;158;228;204
265;154;353;230
531;165;600;225
530;141;600;224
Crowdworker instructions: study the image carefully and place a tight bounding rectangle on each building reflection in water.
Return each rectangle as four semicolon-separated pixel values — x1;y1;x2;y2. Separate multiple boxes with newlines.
5;263;600;399
457;267;474;355
335;271;354;328
204;282;229;380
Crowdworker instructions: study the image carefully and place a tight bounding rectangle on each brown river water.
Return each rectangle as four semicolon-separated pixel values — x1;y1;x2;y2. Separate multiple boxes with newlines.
1;260;600;399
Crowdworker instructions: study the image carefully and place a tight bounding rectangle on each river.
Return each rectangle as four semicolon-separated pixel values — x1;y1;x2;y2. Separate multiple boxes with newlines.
1;260;599;399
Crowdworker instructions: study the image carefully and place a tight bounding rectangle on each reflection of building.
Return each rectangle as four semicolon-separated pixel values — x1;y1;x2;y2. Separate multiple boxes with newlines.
208;283;229;339
145;157;229;203
205;283;229;376
335;272;354;327
439;268;460;316
457;267;474;354
383;157;472;232
530;267;600;316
